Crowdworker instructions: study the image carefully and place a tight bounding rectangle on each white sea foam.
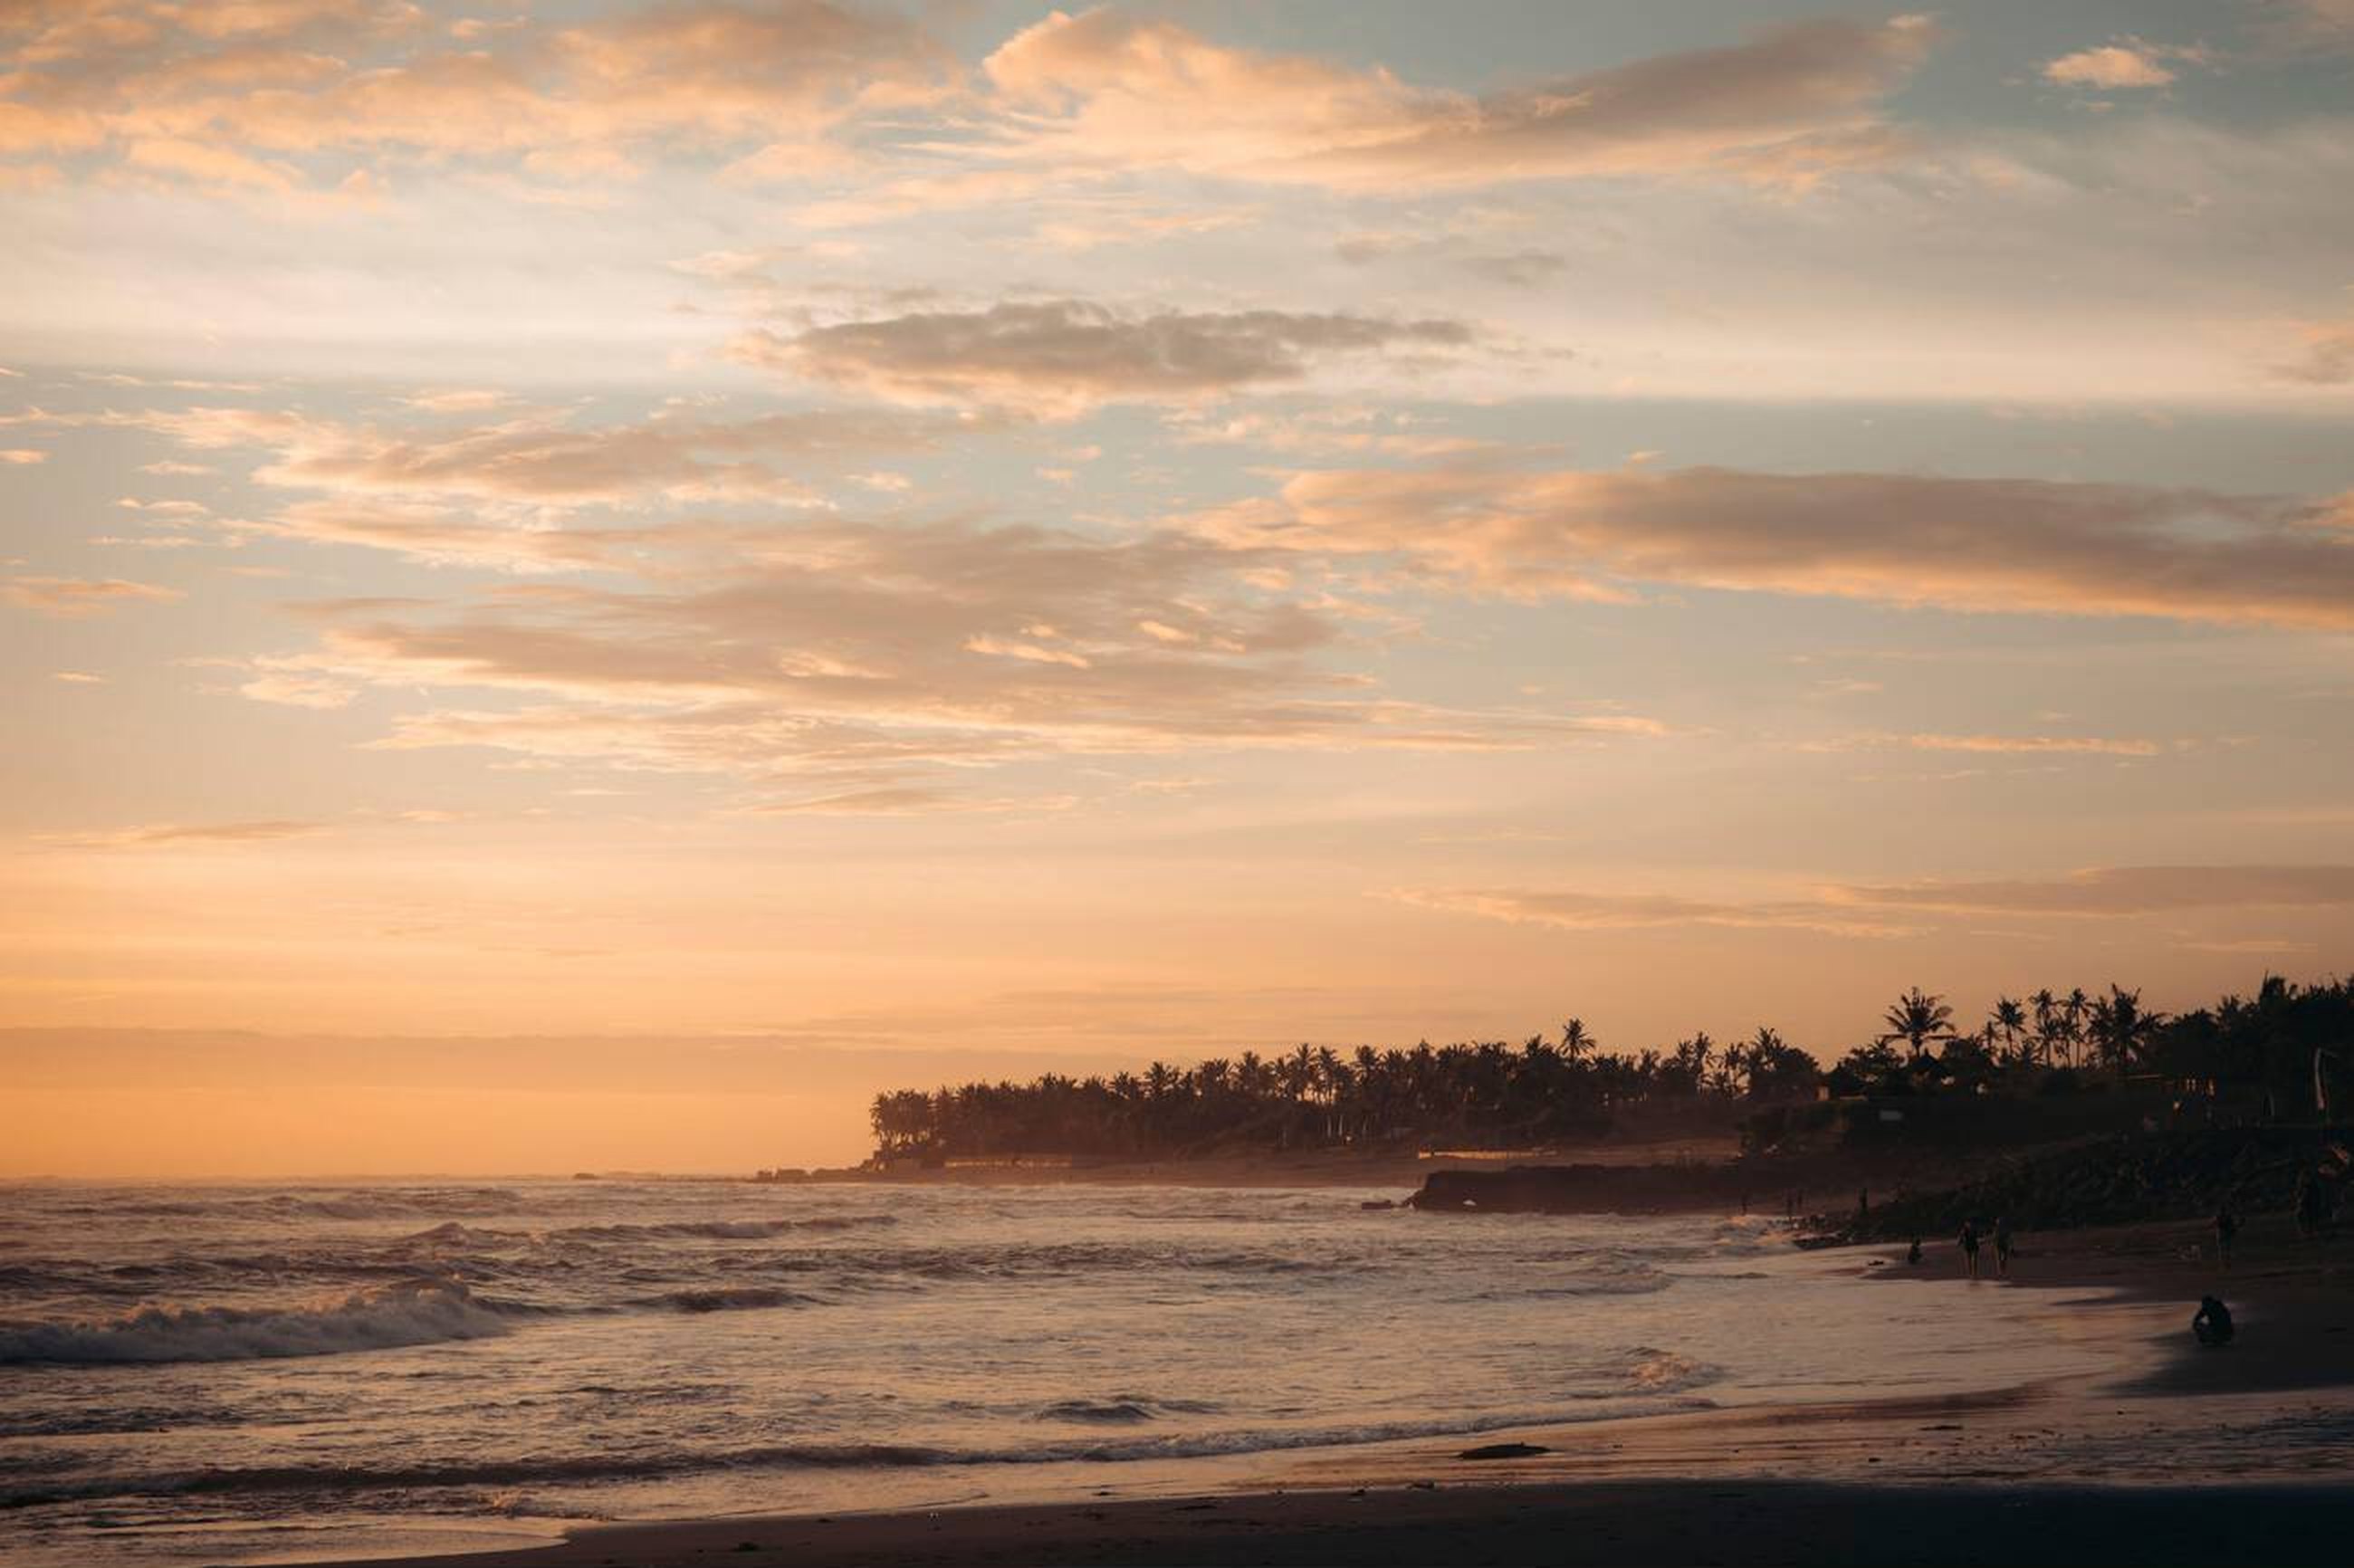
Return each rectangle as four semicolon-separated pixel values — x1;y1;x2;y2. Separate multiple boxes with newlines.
0;1278;514;1364
3;1181;2165;1568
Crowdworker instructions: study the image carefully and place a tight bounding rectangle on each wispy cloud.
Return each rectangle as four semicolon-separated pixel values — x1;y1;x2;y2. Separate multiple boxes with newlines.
4;575;184;617
1899;733;2166;758
17;399;987;569
241;517;1654;808
975;10;1936;192
1388;886;1909;939
1;0;952;193
1191;462;2354;629
1397;865;2354;938
41;818;326;849
735;301;1472;416
1832;865;2354;916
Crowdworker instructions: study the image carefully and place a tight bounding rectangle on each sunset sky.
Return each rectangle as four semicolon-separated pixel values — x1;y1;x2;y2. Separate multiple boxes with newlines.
5;0;2351;1176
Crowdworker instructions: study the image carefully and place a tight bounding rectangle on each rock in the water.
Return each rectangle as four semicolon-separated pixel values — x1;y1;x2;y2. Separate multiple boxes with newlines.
1458;1442;1550;1460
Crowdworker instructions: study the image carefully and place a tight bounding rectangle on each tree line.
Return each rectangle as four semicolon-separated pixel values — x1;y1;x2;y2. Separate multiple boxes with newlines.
867;973;2353;1162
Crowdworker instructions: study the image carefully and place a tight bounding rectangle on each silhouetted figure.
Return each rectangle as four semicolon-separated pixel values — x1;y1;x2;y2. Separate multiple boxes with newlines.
1993;1216;2014;1277
1859;1184;1869;1215
1958;1219;1982;1279
1906;1236;1923;1267
2192;1296;2234;1347
2215;1205;2239;1271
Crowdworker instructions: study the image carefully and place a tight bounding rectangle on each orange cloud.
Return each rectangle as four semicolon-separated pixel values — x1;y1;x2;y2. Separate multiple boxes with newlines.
1193;462;2354;629
6;5;1939;200
1832;865;2354;916
738;300;1472;414
977;8;1935;191
1899;733;2165;758
231;513;1652;809
3;574;184;616
1402;865;2354;936
1390;886;1908;939
26;399;988;568
2;0;950;190
42;818;325;847
2041;42;2187;90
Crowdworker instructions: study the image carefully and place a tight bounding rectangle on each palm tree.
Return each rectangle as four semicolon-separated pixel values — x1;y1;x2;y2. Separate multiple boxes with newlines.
2029;989;2060;1066
1706;1040;1745;1098
2062;988;2091;1069
1880;987;1957;1061
1988;997;2028;1067
2087;985;2163;1080
1559;1018;1594;1061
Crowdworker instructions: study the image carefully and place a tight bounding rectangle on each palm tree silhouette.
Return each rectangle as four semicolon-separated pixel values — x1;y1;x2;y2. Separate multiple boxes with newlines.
1880;987;1957;1061
847;975;2354;1163
1988;997;2028;1066
2062;988;2091;1068
2087;985;2163;1080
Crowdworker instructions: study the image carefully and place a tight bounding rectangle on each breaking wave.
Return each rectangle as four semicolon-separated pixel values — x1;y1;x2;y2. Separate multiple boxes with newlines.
1622;1348;1714;1392
0;1279;518;1365
0;1396;1722;1510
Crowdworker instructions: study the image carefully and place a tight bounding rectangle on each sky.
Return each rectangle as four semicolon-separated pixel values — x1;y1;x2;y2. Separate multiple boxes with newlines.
3;0;2351;1176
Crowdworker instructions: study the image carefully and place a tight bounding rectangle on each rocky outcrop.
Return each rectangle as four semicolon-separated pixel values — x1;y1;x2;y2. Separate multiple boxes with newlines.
1406;1162;1751;1214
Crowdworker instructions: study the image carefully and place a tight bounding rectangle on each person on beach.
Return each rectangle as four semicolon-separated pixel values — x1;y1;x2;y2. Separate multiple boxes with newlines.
2215;1205;2239;1271
1957;1219;1981;1279
1907;1236;1923;1267
1993;1216;2014;1277
2193;1296;2234;1346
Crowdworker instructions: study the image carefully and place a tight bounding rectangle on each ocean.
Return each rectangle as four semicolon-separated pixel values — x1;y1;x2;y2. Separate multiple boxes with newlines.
0;1179;2126;1565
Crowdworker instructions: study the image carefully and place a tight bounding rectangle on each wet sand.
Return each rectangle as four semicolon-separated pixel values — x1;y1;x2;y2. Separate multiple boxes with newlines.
305;1481;2354;1567
1869;1215;2354;1396
312;1217;2354;1568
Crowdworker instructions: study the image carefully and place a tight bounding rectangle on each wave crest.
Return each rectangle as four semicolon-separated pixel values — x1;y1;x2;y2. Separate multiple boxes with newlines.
0;1278;515;1364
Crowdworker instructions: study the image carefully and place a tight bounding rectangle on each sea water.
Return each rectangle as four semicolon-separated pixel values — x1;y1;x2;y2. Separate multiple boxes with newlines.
1;1180;2129;1564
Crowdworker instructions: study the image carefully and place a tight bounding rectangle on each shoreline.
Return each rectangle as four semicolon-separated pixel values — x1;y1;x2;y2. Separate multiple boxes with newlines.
300;1216;2354;1568
301;1482;2354;1568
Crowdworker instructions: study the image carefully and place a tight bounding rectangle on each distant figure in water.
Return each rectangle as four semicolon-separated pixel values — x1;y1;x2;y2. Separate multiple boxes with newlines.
1957;1219;1982;1279
2215;1205;2239;1271
1993;1216;2014;1277
2193;1296;2234;1347
1906;1236;1923;1267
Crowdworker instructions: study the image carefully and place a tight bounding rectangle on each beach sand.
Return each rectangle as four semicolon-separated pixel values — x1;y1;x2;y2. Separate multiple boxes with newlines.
312;1218;2354;1568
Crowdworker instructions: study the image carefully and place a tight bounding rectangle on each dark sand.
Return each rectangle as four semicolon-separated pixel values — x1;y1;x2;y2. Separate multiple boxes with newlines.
1871;1215;2354;1396
310;1217;2354;1568
307;1482;2354;1567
